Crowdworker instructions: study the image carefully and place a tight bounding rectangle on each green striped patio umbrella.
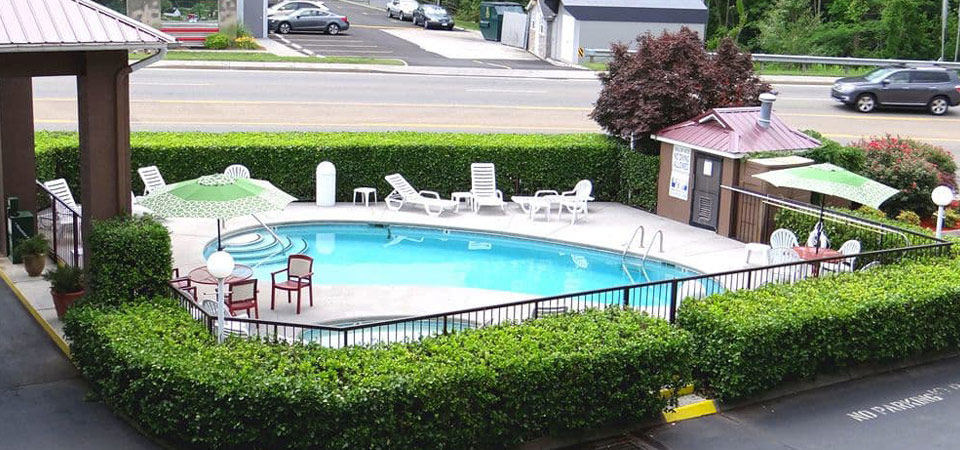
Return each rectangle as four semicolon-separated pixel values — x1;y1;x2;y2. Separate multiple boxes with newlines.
753;163;899;250
138;174;297;249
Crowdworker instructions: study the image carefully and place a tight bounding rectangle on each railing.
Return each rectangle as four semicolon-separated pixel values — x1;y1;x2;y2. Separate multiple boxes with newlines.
36;181;82;268
581;49;960;69
171;188;950;348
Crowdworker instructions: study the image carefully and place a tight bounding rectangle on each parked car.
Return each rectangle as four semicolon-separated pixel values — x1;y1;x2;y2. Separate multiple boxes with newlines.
413;4;454;30
268;0;328;16
831;66;960;116
386;0;420;21
269;8;349;35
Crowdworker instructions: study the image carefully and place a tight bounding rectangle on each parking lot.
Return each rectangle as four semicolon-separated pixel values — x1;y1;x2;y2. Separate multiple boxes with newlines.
270;0;558;68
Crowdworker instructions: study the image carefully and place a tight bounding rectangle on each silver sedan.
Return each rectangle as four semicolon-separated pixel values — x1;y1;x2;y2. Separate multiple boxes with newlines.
269;8;350;35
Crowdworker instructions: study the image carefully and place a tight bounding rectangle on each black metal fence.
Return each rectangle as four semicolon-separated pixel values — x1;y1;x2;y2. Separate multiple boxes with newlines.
170;188;951;348
36;181;82;268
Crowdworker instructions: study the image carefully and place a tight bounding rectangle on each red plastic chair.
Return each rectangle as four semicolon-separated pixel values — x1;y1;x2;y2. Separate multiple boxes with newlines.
271;255;314;314
170;268;197;301
226;279;259;319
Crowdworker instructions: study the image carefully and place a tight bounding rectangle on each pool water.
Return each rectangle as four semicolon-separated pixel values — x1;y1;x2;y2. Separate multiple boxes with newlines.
206;223;700;299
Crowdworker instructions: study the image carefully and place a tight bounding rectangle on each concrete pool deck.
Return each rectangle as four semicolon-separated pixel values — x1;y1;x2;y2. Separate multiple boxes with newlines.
167;201;750;325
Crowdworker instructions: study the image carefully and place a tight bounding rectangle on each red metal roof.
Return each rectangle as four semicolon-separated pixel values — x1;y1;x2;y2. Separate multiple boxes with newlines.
652;107;821;157
0;0;175;53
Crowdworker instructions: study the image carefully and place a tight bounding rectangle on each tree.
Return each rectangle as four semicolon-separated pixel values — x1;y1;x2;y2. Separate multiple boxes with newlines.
755;0;822;54
590;29;769;144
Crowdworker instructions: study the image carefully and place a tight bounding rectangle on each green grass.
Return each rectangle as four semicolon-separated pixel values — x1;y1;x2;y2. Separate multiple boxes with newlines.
131;50;405;65
582;60;877;77
456;20;480;31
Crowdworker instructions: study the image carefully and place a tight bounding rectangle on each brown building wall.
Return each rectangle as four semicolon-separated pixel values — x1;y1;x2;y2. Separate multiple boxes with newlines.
715;157;740;238
656;142;693;224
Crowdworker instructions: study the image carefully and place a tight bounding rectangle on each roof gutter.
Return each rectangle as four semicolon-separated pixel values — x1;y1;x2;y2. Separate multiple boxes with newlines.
129;47;168;72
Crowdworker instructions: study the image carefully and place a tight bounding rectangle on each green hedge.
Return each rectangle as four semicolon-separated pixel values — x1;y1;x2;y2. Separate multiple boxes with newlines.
36;132;628;203
773;206;936;254
65;303;692;449
617;148;659;211
87;215;171;304
677;258;960;401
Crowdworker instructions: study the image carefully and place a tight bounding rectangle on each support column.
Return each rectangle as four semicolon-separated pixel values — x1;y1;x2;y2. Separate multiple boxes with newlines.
77;51;131;268
127;0;162;29
0;77;37;255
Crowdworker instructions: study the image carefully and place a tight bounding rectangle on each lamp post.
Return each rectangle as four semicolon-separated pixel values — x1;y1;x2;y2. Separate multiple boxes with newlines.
931;185;953;239
206;250;235;343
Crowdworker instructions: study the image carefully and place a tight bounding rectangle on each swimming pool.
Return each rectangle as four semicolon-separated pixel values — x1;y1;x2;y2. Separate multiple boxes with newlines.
206;223;702;301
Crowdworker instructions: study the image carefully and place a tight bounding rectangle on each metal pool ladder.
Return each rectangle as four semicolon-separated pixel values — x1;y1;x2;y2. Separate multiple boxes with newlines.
642;230;664;264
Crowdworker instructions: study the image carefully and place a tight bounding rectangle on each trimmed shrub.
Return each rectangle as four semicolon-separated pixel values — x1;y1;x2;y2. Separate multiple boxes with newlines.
944;208;960;228
896;210;921;226
773;206;933;253
87;215;171;304
618;148;659;210
801;130;865;172
203;32;230;50
66;303;693;449
678;258;960;401
234;35;259;49
35;132;625;203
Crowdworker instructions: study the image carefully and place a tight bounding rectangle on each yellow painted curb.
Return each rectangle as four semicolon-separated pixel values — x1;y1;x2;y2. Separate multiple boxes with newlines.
662;400;718;423
660;384;695;398
0;268;71;357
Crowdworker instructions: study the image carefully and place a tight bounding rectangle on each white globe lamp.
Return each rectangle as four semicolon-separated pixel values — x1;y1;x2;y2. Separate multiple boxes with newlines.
931;186;954;239
206;251;235;343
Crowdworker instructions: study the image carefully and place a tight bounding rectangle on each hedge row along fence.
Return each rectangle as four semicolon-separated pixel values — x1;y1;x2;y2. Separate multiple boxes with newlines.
65;302;693;450
35;132;661;211
677;258;960;401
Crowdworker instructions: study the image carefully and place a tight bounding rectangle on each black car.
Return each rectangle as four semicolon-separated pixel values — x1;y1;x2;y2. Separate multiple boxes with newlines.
831;66;960;116
412;4;454;30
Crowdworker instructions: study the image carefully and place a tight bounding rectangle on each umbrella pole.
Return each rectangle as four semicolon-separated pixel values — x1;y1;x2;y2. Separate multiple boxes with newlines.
217;219;222;251
815;196;825;255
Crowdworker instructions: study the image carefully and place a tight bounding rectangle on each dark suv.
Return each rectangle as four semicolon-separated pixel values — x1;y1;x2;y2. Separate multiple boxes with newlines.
831;66;960;115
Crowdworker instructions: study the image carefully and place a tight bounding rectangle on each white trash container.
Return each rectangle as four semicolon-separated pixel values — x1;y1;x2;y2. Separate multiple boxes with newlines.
315;161;336;207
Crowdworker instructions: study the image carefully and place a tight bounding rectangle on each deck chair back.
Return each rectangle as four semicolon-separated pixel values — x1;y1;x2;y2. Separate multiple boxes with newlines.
138;166;166;195
385;174;420;199
289;255;313;277
573;180;593;200
470;163;498;197
770;228;799;249
224;164;251;179
43;179;79;211
228;279;257;303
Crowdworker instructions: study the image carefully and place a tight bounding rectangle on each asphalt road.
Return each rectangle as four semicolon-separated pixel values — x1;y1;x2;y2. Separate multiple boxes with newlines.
598;356;960;450
270;0;556;68
31;68;960;157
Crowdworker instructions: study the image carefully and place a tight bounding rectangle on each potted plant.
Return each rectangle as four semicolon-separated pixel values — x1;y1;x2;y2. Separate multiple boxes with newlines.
43;263;85;319
14;235;48;277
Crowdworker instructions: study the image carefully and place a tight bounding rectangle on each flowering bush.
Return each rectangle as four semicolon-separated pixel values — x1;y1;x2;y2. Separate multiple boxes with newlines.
855;135;955;218
234;36;259;50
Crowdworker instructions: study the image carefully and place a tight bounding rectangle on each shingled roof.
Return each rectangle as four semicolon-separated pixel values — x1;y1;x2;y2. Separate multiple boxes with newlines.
0;0;174;53
651;106;821;158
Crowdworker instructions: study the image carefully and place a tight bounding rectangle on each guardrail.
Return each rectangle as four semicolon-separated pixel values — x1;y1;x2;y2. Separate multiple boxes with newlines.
581;48;960;70
36;181;82;268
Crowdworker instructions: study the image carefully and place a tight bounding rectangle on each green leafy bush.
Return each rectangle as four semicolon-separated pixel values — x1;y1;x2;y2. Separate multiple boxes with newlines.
233;35;259;49
801;130;865;172
854;205;886;221
13;234;47;259
87;215;171;304
944;208;960;228
855;135;956;217
678;258;960;401
66;303;692;449
35;132;626;203
43;263;84;294
618;148;659;210
773;206;933;254
896;210;921;226
203;32;230;50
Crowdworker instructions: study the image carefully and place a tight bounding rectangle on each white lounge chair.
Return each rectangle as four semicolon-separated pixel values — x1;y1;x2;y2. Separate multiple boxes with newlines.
822;239;861;273
224;164;251;179
470;163;506;214
770;228;799;249
538;180;594;224
137;166;166;196
384;174;459;217
41;179;81;233
131;192;154;217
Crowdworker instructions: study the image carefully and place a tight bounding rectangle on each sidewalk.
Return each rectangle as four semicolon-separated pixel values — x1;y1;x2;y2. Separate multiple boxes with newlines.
0;274;159;449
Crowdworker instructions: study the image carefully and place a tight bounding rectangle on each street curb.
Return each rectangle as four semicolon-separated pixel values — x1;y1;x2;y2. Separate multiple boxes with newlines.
663;399;719;423
0;267;70;357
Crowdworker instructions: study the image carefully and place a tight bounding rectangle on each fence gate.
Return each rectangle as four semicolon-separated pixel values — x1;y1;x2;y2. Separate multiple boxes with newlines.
501;11;528;48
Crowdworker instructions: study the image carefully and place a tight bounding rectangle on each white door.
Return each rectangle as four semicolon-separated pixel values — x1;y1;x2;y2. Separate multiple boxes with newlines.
559;10;576;63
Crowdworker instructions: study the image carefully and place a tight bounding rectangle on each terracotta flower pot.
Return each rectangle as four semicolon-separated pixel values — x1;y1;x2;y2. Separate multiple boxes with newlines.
52;289;85;319
22;254;46;277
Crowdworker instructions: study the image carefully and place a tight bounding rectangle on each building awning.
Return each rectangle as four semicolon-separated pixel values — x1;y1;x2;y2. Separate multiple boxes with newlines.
0;0;175;53
561;0;707;23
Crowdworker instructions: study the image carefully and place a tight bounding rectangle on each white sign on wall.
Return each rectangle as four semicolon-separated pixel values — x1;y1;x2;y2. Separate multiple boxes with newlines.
669;146;691;200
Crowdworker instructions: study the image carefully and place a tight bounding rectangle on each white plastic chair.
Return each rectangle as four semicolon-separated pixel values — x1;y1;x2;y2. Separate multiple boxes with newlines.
41;179;81;234
224;164;251;179
767;247;807;282
470;163;505;214
539;180;595;224
201;299;249;337
384;174;459;217
822;240;861;273
859;261;881;272
137;166;166;196
770;228;799;249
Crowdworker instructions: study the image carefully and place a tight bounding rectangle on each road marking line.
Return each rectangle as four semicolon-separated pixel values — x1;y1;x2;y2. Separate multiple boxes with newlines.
36;97;593;111
300;44;380;48
317;50;395;53
351;24;413;30
36;118;599;132
778;112;960;122
467;89;547;94
132;82;211;86
821;133;960;144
